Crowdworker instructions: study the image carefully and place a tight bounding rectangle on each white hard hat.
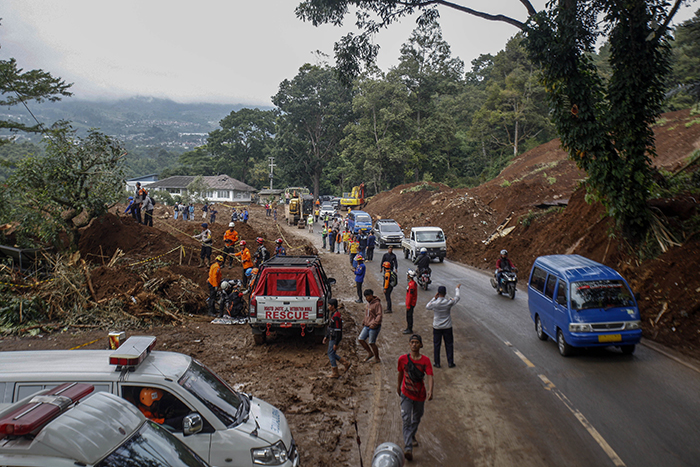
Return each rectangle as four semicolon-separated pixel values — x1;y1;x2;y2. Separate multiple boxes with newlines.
221;281;230;291
407;269;416;278
420;247;427;254
229;222;235;228
501;249;508;255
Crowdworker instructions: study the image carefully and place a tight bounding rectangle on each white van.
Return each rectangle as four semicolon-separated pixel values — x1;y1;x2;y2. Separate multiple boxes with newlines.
0;336;299;467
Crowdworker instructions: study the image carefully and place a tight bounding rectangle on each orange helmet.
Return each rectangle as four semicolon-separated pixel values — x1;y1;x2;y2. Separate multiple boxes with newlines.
140;388;163;407
383;261;391;270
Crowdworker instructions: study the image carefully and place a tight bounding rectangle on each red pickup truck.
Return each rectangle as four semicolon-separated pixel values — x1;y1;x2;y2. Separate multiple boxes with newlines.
249;256;336;345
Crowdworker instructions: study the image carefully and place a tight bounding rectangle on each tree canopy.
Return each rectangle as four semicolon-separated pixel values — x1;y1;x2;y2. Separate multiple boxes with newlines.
296;0;687;241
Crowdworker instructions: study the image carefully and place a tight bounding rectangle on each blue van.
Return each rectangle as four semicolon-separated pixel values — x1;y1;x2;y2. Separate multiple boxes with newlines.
347;210;372;234
528;255;642;356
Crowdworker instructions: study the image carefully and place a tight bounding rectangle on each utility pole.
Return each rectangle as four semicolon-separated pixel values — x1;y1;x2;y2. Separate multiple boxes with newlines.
268;156;276;190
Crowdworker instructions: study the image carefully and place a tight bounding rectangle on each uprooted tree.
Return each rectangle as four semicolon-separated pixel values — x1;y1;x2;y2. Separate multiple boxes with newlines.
296;0;686;241
10;122;126;249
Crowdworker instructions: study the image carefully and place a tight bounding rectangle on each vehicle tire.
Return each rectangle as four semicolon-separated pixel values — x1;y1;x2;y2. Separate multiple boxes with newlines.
557;329;573;357
439;257;444;263
620;345;636;355
404;248;409;259
379;240;385;249
536;316;548;341
253;332;266;346
508;283;516;300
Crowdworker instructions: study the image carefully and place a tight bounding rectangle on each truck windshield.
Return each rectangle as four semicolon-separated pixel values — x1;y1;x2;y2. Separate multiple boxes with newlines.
416;231;444;242
356;215;371;223
570;280;635;311
97;421;209;467
179;359;242;427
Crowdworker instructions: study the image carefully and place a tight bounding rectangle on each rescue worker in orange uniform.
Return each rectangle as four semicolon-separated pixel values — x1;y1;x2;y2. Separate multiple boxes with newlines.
223;222;239;269
138;388;183;429
208;255;224;316
234;240;254;288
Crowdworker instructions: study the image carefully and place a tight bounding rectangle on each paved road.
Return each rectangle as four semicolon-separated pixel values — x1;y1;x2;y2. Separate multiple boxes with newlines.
365;250;700;467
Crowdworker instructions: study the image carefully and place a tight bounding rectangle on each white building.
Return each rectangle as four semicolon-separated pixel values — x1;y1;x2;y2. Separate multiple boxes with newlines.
146;174;257;203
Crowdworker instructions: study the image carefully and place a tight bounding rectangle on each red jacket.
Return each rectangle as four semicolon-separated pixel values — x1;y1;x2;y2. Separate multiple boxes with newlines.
406;280;417;308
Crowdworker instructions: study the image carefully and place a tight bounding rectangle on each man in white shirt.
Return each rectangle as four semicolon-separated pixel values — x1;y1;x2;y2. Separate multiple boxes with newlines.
426;284;461;368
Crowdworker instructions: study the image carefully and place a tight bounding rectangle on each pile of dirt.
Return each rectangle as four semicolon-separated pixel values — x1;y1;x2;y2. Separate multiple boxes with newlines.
72;206;315;323
365;108;700;358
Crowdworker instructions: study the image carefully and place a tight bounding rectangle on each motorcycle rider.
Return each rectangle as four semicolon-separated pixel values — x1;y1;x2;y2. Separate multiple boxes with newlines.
495;249;517;292
413;248;432;282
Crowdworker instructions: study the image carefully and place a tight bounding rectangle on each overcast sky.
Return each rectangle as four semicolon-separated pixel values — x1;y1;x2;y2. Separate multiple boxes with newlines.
2;1;697;107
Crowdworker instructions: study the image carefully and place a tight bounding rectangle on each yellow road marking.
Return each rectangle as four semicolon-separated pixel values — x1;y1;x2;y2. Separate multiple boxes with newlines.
513;349;535;367
538;374;626;466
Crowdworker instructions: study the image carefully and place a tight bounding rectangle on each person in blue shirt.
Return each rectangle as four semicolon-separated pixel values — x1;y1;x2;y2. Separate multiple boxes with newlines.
366;230;376;261
243;209;249;223
124;196;135;220
352;254;366;303
274;238;287;256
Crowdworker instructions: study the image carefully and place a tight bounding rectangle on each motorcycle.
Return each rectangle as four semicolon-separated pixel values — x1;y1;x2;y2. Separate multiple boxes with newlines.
491;271;518;299
417;268;432;291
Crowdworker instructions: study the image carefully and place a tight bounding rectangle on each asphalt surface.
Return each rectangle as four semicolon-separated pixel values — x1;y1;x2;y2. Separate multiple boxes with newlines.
373;250;700;467
305;223;700;466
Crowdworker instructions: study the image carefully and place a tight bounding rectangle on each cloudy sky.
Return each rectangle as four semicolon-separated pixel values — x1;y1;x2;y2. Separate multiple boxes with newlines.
2;1;696;106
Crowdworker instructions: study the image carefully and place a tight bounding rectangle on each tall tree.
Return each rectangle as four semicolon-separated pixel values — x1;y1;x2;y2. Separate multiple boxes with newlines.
272;64;353;199
207;108;277;185
341;70;412;192
0;57;72;141
296;0;685;240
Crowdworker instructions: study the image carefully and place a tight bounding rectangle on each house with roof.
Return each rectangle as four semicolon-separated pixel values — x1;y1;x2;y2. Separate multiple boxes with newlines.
125;174;159;193
146;174;257;203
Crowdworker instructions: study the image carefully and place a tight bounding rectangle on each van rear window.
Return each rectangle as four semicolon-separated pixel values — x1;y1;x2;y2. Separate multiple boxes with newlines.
570;280;635;311
530;267;547;293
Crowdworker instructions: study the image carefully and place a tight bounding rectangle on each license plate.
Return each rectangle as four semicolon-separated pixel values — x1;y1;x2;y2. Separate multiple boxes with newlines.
598;334;622;343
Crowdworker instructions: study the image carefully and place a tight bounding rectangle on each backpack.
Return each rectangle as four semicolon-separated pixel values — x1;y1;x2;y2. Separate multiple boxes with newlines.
389;271;398;287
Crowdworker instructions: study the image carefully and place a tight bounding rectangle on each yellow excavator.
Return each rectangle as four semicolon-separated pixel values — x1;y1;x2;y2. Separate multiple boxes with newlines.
340;183;365;211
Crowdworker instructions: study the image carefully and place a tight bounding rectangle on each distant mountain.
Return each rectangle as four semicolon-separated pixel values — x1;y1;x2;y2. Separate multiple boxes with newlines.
0;96;272;145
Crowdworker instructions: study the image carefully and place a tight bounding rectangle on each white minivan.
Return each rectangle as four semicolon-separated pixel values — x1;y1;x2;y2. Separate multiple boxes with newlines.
0;336;299;467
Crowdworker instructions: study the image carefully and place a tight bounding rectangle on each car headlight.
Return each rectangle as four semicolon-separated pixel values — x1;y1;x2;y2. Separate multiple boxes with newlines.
440;247;446;250
624;321;641;330
569;323;592;332
252;441;288;465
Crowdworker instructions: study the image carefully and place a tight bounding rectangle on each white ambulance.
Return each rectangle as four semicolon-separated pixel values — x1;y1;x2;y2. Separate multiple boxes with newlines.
0;383;210;466
0;336;299;467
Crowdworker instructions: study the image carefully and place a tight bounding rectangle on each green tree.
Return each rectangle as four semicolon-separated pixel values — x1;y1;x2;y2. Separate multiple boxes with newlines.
296;0;684;240
10;123;126;248
272;64;353;199
341;70;412;193
666;9;700;109
186;175;210;204
0;57;72;141
207;108;277;185
388;21;464;182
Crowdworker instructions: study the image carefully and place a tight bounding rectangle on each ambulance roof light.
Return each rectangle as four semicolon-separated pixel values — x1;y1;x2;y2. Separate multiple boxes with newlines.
109;335;157;369
0;383;94;439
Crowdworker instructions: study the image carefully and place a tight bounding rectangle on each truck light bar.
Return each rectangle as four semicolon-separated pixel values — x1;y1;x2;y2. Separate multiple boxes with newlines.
109;335;157;368
0;383;94;438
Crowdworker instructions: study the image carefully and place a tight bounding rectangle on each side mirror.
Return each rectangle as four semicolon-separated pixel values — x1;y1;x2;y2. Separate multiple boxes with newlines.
183;413;203;436
327;278;337;286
